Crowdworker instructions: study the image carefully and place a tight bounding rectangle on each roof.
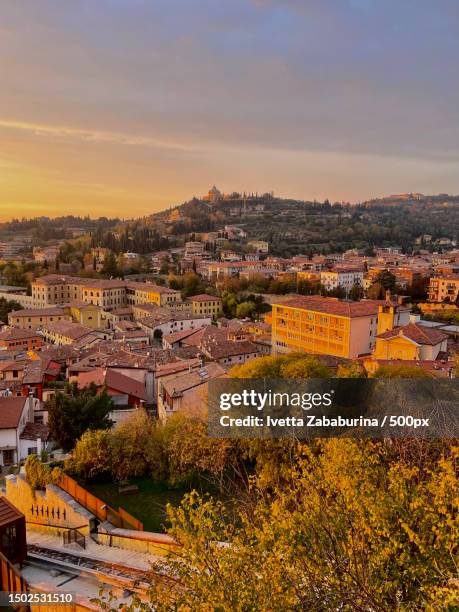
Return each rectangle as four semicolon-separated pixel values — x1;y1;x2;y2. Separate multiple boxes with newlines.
78;368;147;400
0;396;27;429
163;328;204;345
0;497;24;527
19;422;50;441
203;339;259;360
126;281;179;294
162;362;225;396
43;321;93;340
377;323;448;346
274;296;384;318
8;307;66;318
190;294;222;302
0;328;41;341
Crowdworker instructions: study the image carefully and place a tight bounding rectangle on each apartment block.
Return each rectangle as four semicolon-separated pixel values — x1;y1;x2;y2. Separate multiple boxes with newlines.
271;296;382;358
428;275;459;302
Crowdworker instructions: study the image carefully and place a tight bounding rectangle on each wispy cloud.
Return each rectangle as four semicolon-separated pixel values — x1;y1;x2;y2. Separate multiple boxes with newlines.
0;119;200;153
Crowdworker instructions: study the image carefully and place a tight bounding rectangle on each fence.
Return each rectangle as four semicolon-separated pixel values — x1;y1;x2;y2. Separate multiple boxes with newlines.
0;551;27;594
63;528;86;549
59;474;143;531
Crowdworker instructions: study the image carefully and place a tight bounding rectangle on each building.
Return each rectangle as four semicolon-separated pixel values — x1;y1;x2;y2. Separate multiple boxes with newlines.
271;296;410;359
189;294;222;317
320;269;364;293
77;368;147;408
126;282;181;307
0;396;45;467
248;240;269;254
0;498;27;565
373;323;448;361
428;275;459;303
0;328;44;352
65;301;104;329
202;185;223;204
40;321;94;345
157;362;225;421
31;275;181;311
8;307;70;330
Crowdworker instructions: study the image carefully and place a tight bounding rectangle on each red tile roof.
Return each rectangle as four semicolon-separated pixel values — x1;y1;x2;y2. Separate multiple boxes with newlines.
274;296;382;318
0;396;27;429
377;323;448;345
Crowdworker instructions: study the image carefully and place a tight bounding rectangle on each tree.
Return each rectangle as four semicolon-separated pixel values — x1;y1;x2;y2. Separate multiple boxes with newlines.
235;301;256;319
367;281;385;300
0;298;23;323
373;365;433;379
231;353;331;379
375;269;397;291
108;440;459;611
349;283;364;301
65;429;112;481
110;409;161;481
24;455;62;490
47;383;113;451
101;251;119;277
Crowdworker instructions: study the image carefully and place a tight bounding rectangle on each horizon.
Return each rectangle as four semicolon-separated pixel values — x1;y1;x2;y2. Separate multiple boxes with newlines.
1;1;459;220
1;189;456;224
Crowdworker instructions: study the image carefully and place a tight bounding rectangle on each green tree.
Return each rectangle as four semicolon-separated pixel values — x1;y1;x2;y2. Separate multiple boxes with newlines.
375;269;396;291
235;301;256;319
47;383;113;451
101;251;119;277
0;298;23;323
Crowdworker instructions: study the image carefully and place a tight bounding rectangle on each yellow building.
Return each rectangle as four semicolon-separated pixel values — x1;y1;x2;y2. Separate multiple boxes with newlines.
41;320;94;345
32;275;85;306
373;323;448;361
271;296;381;359
80;279;126;310
64;301;104;329
428;275;459;302
32;275;182;312
126;281;181;307
189;294;222;317
8;307;70;330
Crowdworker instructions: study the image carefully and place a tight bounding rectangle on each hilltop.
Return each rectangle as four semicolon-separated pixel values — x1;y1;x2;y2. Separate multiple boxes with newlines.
146;190;459;257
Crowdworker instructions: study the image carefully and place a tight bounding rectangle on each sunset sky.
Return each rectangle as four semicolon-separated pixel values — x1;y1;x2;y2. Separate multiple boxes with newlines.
1;0;459;220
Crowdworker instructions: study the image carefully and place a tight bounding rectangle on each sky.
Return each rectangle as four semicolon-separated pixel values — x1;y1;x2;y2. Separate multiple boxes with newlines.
1;0;459;220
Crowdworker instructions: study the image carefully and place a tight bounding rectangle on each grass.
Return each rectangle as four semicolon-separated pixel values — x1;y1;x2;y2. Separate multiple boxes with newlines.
86;477;205;532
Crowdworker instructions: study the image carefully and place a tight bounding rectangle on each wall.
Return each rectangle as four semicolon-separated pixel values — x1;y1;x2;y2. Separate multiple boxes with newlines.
5;474;95;532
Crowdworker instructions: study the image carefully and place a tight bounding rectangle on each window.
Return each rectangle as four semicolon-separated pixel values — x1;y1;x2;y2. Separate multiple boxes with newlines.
2;449;15;466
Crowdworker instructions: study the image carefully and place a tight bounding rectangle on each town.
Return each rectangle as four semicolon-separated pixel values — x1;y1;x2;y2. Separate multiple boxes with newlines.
0;188;458;608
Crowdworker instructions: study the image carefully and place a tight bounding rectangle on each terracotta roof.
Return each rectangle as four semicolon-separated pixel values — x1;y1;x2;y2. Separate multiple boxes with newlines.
274;296;383;318
0;396;27;429
43;321;93;340
203;339;259;360
78;367;147;401
163;328;204;345
0;328;41;341
377;323;448;346
0;497;24;527
9;307;66;317
19;422;50;441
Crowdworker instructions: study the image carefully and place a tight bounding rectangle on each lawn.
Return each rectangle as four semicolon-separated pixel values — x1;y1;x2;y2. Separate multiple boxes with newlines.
86;477;201;532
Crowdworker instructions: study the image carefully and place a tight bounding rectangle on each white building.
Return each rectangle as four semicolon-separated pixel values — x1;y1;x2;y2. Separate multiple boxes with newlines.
320;269;364;293
0;395;46;466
